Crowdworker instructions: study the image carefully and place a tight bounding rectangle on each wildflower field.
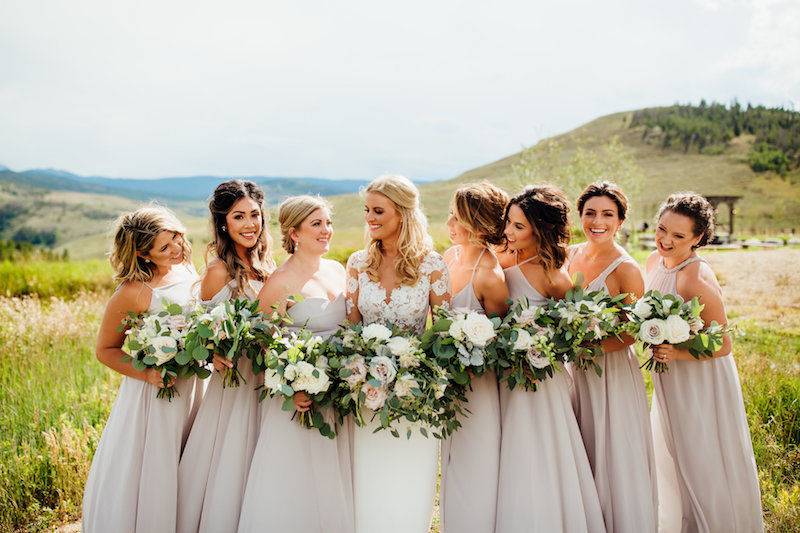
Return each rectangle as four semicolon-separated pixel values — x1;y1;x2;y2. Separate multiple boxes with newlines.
0;250;798;532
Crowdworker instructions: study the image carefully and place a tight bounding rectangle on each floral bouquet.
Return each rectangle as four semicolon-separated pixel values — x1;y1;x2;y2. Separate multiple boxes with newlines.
326;323;462;439
494;297;562;391
183;298;271;387
260;328;336;438
420;305;501;386
120;300;211;400
549;285;627;376
625;290;726;372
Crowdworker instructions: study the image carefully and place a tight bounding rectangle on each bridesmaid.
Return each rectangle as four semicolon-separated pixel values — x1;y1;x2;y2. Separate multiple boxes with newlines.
647;192;763;532
496;184;605;533
439;182;509;533
566;181;657;532
238;195;354;533
83;205;200;533
177;180;275;533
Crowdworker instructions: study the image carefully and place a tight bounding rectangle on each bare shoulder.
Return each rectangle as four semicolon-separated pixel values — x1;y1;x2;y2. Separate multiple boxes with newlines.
201;259;230;299
645;250;660;272
679;260;722;298
548;268;574;299
614;260;644;284
111;280;151;314
496;249;516;269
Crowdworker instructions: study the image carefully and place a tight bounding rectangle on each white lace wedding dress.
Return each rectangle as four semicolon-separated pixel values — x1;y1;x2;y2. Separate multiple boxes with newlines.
346;249;450;533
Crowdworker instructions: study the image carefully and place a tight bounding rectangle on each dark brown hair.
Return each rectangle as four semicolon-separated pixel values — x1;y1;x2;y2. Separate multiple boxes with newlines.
657;192;716;249
451;181;509;246
503;184;570;271
576;180;628;221
206;180;275;295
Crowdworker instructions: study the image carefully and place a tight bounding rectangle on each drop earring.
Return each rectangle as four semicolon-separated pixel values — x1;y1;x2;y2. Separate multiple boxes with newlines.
221;225;227;232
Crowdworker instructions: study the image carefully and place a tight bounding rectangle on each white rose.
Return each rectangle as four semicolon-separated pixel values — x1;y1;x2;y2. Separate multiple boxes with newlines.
263;368;282;393
361;323;392;343
363;383;388;410
460;312;496;347
526;346;551;369
448;317;466;341
343;355;367;387
151;335;178;366
513;329;533;351
665;314;691;344
633;299;653;319
369;355;397;385
283;363;298;382
165;314;188;331
393;374;419;398
386;336;414;358
291;361;330;394
689;316;704;334
640;318;667;345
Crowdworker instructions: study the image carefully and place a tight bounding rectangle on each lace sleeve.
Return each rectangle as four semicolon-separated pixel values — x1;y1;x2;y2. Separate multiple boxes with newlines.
424;252;451;306
345;251;365;321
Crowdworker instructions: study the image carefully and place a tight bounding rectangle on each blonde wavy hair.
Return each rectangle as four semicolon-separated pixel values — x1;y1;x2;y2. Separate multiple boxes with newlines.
206;180;275;296
109;205;192;283
278;195;332;254
363;174;432;286
451;181;509;247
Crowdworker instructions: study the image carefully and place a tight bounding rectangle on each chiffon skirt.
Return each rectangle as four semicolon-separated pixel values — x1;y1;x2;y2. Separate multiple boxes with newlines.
237;397;355;533
82;376;202;533
496;370;605;533
440;371;501;533
569;347;657;533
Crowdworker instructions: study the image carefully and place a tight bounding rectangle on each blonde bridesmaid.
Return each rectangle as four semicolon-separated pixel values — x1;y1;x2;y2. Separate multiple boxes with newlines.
647;192;762;532
238;195;354;533
177;180;275;533
496;185;605;533
82;206;200;533
566;181;657;532
440;182;509;533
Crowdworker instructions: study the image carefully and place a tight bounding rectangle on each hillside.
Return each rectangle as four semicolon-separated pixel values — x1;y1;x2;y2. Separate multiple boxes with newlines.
330;106;800;245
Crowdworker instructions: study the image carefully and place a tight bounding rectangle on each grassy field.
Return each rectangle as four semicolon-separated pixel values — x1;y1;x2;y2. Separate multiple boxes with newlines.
0;249;798;532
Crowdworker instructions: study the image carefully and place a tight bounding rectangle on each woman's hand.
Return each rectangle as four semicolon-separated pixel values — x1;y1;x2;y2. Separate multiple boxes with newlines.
652;343;689;364
212;353;233;372
293;392;312;413
145;368;175;388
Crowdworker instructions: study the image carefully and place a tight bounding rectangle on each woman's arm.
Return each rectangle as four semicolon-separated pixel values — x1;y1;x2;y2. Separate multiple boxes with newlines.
345;252;364;324
601;261;644;353
476;266;509;317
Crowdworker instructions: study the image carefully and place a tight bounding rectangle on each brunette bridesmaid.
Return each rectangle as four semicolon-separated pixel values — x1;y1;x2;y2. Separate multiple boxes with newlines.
647;192;762;532
83;206;200;533
439;182;509;533
177;180;275;533
566;181;657;532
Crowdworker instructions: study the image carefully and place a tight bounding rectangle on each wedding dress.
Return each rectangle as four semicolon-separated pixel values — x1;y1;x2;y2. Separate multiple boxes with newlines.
345;249;450;533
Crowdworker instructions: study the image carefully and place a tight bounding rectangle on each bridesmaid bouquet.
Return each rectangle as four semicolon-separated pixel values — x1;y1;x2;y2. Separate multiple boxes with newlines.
326;323;460;439
260;328;336;438
120;300;211;400
495;297;561;391
624;290;726;372
183;298;270;387
550;285;626;376
420;305;501;383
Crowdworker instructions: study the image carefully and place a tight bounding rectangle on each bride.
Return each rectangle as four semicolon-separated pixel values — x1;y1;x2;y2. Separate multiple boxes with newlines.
345;175;451;533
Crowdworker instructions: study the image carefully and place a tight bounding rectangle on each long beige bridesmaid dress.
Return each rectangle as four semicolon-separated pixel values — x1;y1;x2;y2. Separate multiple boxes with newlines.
648;255;763;533
440;249;501;533
567;247;657;533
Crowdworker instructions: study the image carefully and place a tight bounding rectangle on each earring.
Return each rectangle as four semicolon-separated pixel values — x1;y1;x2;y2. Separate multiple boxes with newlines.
145;258;151;263
295;239;300;250
221;225;227;232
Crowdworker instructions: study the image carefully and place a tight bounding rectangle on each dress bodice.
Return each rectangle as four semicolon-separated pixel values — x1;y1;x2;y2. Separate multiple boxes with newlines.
568;244;637;295
450;247;484;313
287;294;346;339
346;249;450;333
201;278;264;306
645;255;705;296
147;264;198;312
503;264;548;307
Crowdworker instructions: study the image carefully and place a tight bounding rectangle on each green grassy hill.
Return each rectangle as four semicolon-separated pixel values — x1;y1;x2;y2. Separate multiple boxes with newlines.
331;109;800;248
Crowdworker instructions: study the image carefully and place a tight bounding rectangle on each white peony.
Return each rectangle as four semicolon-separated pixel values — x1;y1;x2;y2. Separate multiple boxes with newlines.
665;314;691;344
369;355;397;385
513;329;533;351
263;368;283;393
150;335;178;366
343;355;367;387
291;361;330;394
361;323;392;343
640;318;667;345
393;374;419;398
283;363;298;382
632;299;653;319
363;383;388;410
460;312;496;347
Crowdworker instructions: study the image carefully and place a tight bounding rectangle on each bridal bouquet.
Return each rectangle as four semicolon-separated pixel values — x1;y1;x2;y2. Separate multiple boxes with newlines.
494;297;561;391
625;290;725;372
326;323;460;439
550;285;626;376
183;298;270;387
420;305;501;385
260;328;336;438
120;300;211;400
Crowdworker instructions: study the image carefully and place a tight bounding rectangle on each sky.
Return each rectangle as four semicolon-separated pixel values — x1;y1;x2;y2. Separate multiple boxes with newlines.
1;0;798;180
